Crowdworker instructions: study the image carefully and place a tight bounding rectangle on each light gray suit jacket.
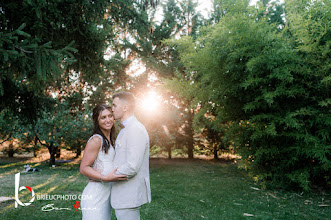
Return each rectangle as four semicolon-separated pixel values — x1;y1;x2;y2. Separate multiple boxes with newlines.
111;116;151;209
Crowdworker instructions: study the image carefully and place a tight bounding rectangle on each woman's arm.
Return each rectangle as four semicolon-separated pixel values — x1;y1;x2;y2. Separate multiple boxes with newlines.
80;136;127;182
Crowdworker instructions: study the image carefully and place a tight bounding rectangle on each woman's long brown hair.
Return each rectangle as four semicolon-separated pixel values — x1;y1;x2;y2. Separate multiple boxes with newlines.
92;104;116;153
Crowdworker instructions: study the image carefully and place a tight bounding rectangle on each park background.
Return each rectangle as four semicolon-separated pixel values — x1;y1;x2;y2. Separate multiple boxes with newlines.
0;0;330;219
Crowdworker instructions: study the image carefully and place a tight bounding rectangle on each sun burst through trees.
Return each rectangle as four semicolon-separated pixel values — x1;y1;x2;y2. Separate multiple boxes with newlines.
141;91;160;112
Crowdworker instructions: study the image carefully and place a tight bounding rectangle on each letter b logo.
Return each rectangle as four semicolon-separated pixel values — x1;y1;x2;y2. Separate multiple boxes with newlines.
15;173;35;208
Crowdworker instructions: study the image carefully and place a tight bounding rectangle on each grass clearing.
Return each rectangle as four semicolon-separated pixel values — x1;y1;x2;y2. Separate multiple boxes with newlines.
0;158;329;219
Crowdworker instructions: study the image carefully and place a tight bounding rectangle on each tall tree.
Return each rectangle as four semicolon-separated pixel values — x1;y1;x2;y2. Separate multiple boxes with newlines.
114;0;205;159
171;0;330;189
154;0;205;159
0;0;148;163
208;0;250;24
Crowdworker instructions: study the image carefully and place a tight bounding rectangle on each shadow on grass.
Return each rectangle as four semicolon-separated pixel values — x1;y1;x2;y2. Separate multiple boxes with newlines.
0;157;330;220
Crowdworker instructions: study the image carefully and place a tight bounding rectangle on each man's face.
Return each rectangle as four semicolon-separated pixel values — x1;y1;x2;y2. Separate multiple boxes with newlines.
112;97;125;120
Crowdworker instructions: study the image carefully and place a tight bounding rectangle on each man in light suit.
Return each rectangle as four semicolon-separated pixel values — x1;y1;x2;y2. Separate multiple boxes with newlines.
111;91;151;220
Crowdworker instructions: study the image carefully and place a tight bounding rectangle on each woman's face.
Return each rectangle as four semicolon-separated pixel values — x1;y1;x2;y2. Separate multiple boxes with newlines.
98;109;114;132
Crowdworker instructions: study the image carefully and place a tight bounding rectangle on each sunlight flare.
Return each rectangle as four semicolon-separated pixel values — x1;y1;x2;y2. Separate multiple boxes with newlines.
141;91;160;112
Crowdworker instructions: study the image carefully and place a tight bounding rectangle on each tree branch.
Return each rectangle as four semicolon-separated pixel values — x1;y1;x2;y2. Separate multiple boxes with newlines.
34;132;47;147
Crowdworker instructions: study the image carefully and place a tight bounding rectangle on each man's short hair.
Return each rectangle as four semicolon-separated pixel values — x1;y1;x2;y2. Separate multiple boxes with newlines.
112;91;136;110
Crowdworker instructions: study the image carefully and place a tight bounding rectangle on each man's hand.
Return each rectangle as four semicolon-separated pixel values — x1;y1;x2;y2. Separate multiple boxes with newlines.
102;167;128;182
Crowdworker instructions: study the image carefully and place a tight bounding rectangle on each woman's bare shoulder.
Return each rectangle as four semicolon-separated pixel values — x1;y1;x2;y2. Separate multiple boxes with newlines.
86;135;102;149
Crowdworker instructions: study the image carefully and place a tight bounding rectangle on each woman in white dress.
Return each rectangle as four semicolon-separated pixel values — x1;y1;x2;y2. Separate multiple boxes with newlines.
80;104;127;220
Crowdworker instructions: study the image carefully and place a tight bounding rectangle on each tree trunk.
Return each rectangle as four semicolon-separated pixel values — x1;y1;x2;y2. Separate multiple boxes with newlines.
56;147;61;158
33;136;38;157
167;144;172;159
48;143;56;166
76;144;82;158
187;110;194;159
213;143;219;160
8;143;14;157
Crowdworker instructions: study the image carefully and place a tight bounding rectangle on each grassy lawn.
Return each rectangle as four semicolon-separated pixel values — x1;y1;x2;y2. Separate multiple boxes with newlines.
0;158;329;219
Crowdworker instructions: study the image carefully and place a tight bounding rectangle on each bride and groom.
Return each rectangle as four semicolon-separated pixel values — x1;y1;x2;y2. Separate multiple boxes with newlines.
80;92;151;220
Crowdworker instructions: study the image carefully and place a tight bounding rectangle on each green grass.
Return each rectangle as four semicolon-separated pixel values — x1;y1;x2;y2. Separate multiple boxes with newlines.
0;159;330;219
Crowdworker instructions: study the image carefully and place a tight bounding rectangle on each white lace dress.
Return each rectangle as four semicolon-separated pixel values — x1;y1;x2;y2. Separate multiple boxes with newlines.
81;134;115;220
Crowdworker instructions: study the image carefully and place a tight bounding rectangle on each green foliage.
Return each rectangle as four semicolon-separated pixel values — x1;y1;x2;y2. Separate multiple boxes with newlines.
0;0;142;160
120;0;207;159
208;0;250;24
171;0;330;190
61;109;92;157
0;21;76;95
1;0;329;191
0;109;33;156
161;71;200;158
33;103;92;165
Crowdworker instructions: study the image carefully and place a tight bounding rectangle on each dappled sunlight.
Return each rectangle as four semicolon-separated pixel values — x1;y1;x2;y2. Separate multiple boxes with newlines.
0;0;328;198
0;167;23;179
66;172;81;183
26;174;59;193
33;172;81;194
0;161;28;169
162;125;170;137
0;163;43;179
33;162;42;166
0;168;82;215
